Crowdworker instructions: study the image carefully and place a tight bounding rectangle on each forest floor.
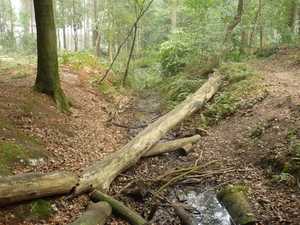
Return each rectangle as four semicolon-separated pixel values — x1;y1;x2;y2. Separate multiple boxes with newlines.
0;46;300;225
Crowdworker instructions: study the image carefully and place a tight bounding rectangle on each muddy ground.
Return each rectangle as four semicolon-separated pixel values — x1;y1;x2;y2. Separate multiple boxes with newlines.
0;47;299;224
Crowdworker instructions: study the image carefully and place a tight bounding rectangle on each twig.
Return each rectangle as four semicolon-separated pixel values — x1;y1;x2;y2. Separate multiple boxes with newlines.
158;160;218;192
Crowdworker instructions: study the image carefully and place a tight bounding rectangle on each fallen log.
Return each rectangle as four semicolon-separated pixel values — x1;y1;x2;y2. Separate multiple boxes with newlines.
69;201;111;225
74;75;222;195
0;172;78;207
142;135;200;157
174;206;198;225
217;185;258;225
91;190;148;225
178;143;195;156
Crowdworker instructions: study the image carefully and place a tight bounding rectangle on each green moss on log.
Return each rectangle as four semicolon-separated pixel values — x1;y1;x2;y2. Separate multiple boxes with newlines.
217;185;258;225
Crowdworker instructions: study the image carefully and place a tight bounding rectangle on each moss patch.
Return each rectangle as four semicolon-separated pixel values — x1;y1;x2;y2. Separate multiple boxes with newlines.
31;199;52;217
0;140;30;175
217;185;258;225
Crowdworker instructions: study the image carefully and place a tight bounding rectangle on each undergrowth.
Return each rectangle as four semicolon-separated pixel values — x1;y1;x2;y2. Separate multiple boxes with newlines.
200;63;263;126
160;74;206;111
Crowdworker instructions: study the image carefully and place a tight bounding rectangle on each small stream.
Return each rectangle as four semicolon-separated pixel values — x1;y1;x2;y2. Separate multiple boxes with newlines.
176;189;231;225
128;92;232;224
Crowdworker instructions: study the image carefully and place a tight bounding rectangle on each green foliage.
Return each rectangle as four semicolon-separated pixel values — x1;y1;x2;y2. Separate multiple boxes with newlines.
205;64;262;125
161;74;206;111
206;92;238;124
287;129;300;157
270;172;296;187
159;37;189;77
31;199;52;217
0;139;29;176
254;47;278;58
249;123;265;139
58;50;97;70
11;71;31;80
98;80;118;97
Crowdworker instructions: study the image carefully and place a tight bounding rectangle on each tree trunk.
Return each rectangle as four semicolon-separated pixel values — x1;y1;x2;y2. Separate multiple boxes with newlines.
0;172;78;207
69;201;112;225
33;0;71;114
213;0;244;69
123;21;138;85
288;0;298;32
74;75;222;195
171;0;177;31
93;0;108;59
142;135;200;157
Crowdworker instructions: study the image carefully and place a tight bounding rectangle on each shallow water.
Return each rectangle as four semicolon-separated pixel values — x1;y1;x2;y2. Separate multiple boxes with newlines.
177;189;231;225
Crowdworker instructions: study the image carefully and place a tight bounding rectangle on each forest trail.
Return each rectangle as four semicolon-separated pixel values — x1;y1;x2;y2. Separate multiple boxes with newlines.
0;47;300;224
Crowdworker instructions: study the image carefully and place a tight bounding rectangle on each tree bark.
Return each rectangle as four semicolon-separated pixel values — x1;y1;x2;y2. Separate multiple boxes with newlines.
74;75;222;195
93;0;108;58
33;0;71;114
212;0;244;69
142;135;200;157
91;190;147;225
217;185;258;225
0;172;78;207
69;201;111;225
174;206;198;225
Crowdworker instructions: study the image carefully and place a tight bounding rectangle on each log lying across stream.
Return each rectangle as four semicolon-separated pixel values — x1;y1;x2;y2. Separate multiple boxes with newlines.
74;75;222;195
0;75;223;223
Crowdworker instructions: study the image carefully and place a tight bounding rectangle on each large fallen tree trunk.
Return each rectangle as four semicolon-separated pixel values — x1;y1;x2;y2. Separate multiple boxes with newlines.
74;75;222;195
0;172;78;207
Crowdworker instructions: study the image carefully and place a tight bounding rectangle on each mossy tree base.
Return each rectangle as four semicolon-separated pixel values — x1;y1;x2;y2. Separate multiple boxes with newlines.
33;0;71;115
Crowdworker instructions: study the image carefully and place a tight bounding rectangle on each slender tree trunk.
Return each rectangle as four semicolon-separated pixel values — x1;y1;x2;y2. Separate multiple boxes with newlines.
33;0;71;114
93;0;100;55
171;0;177;31
212;0;244;69
30;1;34;38
288;0;298;32
240;0;253;50
72;0;78;52
123;22;137;85
93;0;108;58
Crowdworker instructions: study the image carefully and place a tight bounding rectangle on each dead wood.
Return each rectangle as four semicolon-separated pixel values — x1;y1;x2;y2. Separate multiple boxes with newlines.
158;160;218;191
217;185;258;225
0;172;78;207
74;75;222;195
178;143;195;156
91;190;148;225
69;201;111;225
174;206;198;225
142;135;200;157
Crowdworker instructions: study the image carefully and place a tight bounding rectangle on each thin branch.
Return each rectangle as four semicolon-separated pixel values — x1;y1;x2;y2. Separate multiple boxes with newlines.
99;0;154;83
158;160;218;192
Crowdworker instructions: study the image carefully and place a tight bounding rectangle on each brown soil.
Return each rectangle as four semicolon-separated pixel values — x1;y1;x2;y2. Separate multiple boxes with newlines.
0;46;300;224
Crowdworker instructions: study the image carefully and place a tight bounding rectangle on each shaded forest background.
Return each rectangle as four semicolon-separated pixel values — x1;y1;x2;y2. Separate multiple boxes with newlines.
1;0;300;88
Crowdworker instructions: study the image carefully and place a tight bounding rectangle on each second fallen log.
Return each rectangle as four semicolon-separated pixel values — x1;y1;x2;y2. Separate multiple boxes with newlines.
143;135;200;157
